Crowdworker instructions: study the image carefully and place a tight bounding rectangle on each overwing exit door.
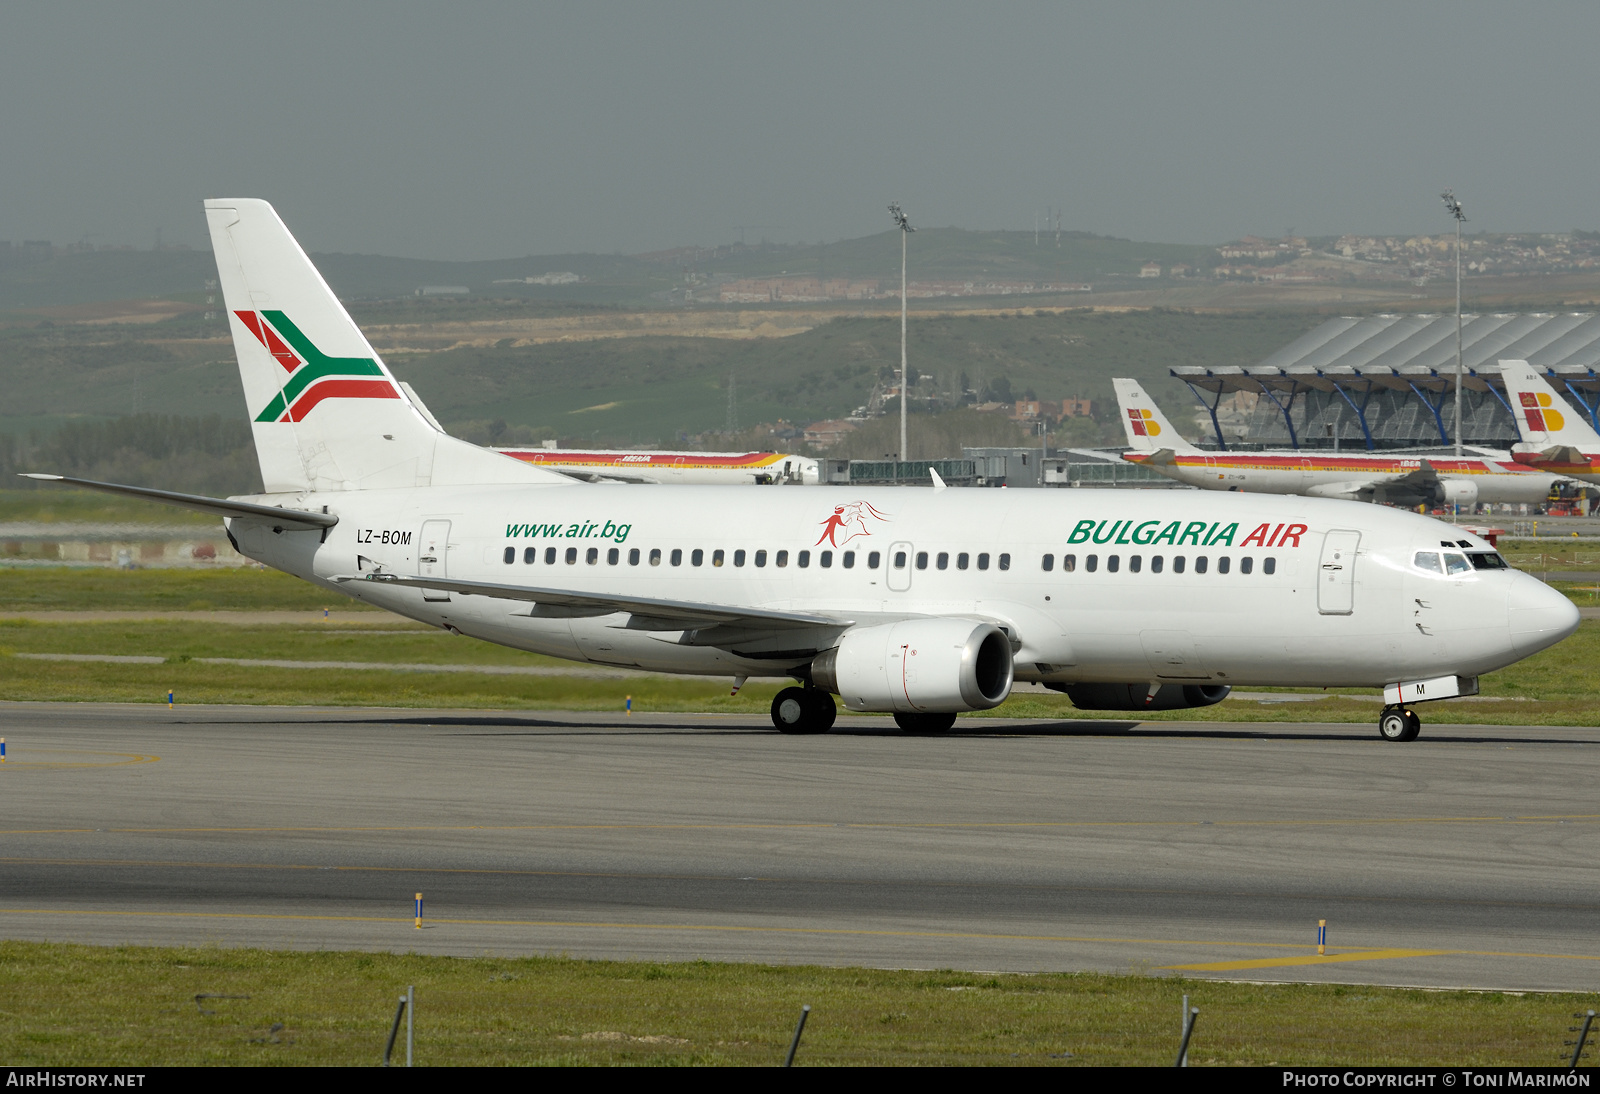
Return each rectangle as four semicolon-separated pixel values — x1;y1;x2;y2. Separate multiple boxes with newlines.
886;541;913;592
1317;529;1360;615
418;519;452;602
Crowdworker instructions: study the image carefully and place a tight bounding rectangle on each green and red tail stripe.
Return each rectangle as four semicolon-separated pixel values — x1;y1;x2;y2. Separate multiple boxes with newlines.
235;310;398;422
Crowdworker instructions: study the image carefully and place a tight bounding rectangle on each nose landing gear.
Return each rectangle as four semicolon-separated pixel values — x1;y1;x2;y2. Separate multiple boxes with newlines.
1378;706;1421;742
771;686;837;734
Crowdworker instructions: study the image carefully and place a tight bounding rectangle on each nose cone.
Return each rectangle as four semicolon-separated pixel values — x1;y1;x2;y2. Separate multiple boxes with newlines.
1508;574;1581;656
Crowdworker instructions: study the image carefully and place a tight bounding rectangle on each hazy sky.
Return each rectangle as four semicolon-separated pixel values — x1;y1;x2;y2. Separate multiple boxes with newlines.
5;2;1600;259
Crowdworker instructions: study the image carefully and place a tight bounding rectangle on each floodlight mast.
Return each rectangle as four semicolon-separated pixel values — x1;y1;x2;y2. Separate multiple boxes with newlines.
889;203;915;462
1442;190;1466;459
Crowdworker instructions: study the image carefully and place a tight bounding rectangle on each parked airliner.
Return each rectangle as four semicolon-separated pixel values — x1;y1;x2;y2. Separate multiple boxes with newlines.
1502;359;1600;489
1114;379;1563;507
25;201;1581;741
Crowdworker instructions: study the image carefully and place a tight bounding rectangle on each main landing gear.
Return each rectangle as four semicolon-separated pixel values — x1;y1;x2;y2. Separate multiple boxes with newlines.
1378;706;1422;742
771;687;837;734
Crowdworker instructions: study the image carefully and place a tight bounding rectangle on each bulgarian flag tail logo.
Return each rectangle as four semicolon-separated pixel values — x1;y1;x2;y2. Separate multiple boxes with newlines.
235;310;399;423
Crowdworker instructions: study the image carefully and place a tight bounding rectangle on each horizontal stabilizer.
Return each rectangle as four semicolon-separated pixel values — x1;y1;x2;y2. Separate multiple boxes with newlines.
333;572;848;631
20;474;338;530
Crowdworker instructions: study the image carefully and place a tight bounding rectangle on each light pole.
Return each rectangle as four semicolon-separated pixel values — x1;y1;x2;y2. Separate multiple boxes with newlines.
1441;190;1466;459
889;203;915;462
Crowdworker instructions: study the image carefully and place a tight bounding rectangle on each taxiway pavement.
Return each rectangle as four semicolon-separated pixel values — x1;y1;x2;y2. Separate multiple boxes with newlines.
2;702;1598;992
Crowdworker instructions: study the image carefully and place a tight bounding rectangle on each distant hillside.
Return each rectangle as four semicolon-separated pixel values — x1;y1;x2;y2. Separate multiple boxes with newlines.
0;228;1218;311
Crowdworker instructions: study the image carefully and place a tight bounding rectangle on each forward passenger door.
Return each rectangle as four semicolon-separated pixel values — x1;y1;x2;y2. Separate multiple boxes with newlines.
1317;530;1360;615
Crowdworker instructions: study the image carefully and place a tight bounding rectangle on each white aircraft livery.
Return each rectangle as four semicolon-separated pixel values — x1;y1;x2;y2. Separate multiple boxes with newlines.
1114;379;1563;506
25;200;1581;741
1501;359;1600;487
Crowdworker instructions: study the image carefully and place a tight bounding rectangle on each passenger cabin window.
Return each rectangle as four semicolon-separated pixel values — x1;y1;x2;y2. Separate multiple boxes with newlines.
712;549;724;567
1443;552;1471;575
670;549;683;566
957;552;969;570
1194;556;1208;574
1085;554;1098;572
937;552;949;570
1240;556;1252;574
1217;556;1230;574
1041;554;1054;572
565;547;578;564
998;553;1010;571
893;551;907;569
867;551;880;569
525;547;538;564
820;550;833;568
776;550;789;567
649;548;661;566
692;549;704;566
755;549;768;567
586;547;599;564
1128;555;1141;573
1151;556;1163;573
545;547;557;565
798;550;811;568
915;551;928;570
1107;555;1120;573
843;551;855;569
629;548;640;565
1263;557;1276;575
977;553;990;571
1062;554;1076;572
1172;556;1185;573
503;546;515;564
607;547;619;565
734;549;745;567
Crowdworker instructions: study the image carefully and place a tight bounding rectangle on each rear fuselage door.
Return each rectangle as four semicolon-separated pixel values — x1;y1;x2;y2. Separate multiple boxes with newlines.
1317;529;1361;615
418;519;452;602
886;541;913;592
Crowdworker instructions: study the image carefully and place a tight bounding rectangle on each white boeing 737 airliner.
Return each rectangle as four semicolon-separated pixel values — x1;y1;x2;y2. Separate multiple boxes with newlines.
26;201;1581;741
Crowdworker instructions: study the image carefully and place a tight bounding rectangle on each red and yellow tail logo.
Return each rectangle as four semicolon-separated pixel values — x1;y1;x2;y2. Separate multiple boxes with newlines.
1126;407;1162;437
235;310;398;423
1518;390;1565;433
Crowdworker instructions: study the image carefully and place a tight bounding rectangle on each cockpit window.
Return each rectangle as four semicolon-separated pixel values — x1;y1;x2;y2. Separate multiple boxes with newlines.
1443;553;1471;575
1468;552;1508;570
1414;551;1442;573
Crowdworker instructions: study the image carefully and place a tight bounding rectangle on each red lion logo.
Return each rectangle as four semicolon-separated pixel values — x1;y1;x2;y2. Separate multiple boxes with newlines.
816;500;890;547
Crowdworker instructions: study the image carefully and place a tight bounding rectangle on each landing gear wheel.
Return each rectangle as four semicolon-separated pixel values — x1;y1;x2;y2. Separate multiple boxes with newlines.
1378;706;1420;742
772;687;835;734
894;711;957;734
804;688;837;732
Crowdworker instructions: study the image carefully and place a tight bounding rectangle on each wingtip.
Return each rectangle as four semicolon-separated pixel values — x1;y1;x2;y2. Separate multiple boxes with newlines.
19;473;63;481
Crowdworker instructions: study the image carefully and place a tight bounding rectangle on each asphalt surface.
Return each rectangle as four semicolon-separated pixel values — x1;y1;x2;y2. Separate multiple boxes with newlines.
2;702;1599;992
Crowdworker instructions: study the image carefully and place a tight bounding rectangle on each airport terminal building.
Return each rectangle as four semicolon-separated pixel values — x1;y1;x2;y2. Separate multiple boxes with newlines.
1173;312;1600;450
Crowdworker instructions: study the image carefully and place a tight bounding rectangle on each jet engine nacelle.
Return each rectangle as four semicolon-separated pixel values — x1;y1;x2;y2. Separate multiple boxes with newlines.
1053;682;1231;711
1435;479;1479;507
811;619;1014;713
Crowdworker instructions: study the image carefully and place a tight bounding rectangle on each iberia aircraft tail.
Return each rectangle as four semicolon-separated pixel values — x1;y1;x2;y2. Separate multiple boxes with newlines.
1111;378;1200;455
1499;359;1600;454
204;199;569;494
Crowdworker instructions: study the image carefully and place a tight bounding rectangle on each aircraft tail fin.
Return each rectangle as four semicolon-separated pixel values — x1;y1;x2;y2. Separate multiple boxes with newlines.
204;199;569;493
1499;360;1600;452
1111;379;1199;454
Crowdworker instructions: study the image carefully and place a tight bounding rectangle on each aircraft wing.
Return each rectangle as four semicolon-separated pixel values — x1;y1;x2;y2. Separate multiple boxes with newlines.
19;474;338;530
333;572;849;632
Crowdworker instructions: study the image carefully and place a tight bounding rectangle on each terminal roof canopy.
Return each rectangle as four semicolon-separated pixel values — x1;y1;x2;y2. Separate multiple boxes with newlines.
1169;313;1600;449
1172;312;1600;395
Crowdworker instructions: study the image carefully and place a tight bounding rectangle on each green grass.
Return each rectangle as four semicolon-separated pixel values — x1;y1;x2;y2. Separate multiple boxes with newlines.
0;489;221;526
0;618;1594;724
0;941;1585;1067
0;567;379;612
